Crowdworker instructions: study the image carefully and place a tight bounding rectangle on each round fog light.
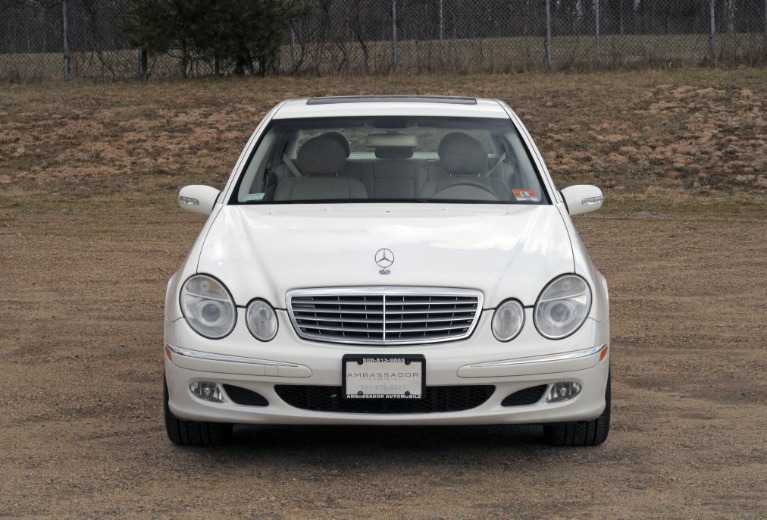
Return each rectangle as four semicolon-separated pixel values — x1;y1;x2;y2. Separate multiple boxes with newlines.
492;299;525;342
547;382;582;403
246;299;278;341
190;381;224;403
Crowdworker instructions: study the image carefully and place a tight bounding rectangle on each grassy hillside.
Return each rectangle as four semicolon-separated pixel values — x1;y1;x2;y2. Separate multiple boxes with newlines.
2;68;766;212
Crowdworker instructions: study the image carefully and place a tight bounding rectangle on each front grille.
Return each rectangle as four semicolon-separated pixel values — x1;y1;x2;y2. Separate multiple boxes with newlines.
501;385;548;407
287;288;483;345
275;385;495;414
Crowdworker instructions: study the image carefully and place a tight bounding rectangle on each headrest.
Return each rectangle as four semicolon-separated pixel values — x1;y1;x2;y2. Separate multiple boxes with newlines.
319;131;350;158
438;132;487;175
296;135;347;175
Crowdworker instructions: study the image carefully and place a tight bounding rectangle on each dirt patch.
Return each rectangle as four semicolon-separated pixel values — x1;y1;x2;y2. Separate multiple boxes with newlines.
2;69;766;517
1;203;765;518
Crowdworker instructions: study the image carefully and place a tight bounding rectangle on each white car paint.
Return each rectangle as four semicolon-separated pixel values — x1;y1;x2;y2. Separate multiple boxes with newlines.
195;204;575;309
163;96;610;444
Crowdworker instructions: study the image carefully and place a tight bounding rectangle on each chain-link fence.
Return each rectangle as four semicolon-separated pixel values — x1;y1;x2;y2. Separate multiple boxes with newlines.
2;0;766;81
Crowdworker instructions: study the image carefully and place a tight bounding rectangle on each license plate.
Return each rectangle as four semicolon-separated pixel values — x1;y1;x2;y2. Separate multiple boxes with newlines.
342;355;425;399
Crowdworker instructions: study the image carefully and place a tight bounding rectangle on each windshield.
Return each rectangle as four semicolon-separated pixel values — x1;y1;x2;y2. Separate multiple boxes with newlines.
232;116;548;205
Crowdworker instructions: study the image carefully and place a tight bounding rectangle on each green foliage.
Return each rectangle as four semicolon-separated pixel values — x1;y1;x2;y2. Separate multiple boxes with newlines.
122;0;307;77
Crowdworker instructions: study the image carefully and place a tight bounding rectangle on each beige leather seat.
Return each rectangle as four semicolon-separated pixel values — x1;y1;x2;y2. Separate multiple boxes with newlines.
273;135;367;201
370;134;427;199
421;132;507;201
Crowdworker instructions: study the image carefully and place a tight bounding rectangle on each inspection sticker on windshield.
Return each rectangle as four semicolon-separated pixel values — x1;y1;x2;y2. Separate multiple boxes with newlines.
343;355;425;399
512;189;540;202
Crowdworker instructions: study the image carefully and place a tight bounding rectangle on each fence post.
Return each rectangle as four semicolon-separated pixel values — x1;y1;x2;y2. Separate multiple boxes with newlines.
545;0;552;70
764;0;767;51
62;0;70;80
439;0;444;63
709;0;717;63
594;0;601;63
288;0;295;73
139;50;148;79
391;0;398;70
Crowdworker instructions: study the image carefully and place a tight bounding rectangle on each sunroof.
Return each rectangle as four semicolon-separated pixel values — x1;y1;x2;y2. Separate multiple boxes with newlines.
306;96;477;105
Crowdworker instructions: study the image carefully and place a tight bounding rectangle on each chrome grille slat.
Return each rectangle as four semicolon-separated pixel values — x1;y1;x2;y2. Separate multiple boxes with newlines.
293;310;383;316
384;300;474;306
294;307;477;315
292;299;384;305
287;287;483;345
376;325;471;333
392;307;478;313
383;317;474;324
300;324;385;333
298;316;385;324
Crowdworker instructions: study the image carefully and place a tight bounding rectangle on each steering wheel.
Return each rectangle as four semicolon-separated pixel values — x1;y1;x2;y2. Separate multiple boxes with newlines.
432;180;499;201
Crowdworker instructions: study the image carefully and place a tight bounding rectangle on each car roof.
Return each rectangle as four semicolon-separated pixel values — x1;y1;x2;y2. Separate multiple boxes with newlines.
272;96;510;120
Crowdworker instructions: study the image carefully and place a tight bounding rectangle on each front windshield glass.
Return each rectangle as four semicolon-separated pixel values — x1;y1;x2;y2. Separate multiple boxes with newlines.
233;116;548;205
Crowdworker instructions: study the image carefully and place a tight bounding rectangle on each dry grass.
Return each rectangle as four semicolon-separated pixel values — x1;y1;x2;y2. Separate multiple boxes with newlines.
1;68;766;212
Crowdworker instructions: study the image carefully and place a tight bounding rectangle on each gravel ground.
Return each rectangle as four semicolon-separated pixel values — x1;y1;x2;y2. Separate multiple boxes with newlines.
1;203;765;518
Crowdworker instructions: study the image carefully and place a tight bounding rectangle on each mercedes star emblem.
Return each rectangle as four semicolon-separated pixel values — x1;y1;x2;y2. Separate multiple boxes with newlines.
375;248;394;275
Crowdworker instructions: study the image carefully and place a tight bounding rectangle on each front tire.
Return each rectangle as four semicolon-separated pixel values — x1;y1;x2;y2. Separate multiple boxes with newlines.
164;378;233;446
544;373;611;447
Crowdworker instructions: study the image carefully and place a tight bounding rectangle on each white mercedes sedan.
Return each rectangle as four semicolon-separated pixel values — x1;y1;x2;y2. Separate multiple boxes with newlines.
164;96;610;447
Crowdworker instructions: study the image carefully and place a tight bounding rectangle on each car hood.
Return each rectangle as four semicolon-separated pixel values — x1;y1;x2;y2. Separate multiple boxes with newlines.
197;204;574;308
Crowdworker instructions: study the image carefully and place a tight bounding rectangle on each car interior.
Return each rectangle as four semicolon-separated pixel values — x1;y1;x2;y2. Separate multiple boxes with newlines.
234;117;547;204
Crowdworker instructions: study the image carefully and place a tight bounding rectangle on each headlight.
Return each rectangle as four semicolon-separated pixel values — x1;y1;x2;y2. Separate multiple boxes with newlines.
492;299;525;342
180;274;236;339
246;299;278;341
534;275;592;340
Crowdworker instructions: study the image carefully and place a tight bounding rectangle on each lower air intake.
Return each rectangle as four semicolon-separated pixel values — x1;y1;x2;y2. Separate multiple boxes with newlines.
275;385;495;414
223;385;269;407
501;385;548;407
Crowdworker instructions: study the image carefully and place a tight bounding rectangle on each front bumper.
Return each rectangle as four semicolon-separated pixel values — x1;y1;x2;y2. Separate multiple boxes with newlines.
164;310;610;426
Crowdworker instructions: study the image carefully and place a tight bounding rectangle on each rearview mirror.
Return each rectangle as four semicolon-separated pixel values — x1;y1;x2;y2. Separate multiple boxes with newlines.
561;185;604;216
178;185;221;216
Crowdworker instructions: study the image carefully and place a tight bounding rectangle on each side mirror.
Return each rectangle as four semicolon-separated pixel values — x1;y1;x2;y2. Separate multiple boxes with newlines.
178;185;221;216
561;185;604;216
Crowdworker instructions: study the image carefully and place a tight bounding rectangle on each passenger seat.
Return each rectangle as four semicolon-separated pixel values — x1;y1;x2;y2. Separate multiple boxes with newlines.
273;135;367;201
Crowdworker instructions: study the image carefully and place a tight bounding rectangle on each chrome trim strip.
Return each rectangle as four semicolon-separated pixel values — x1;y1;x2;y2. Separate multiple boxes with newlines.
467;344;607;368
382;294;387;343
286;286;484;346
167;344;300;368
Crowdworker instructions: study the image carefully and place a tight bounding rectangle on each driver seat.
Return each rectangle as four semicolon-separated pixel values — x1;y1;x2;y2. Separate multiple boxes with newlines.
420;132;504;201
